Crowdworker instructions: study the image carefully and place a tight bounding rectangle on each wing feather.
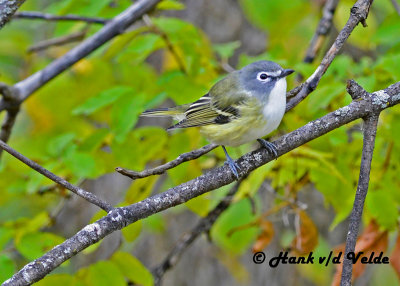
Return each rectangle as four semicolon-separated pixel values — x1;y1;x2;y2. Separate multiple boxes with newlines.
167;74;250;130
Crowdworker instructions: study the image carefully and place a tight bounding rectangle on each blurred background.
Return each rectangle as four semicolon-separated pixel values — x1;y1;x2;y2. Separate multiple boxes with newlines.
0;0;399;285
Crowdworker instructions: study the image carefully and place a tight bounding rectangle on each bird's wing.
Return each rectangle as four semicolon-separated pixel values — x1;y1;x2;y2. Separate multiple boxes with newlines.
168;72;249;130
168;90;248;130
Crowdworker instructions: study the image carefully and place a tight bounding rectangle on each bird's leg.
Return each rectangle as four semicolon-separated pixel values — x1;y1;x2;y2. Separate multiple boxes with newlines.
222;146;240;179
257;138;278;158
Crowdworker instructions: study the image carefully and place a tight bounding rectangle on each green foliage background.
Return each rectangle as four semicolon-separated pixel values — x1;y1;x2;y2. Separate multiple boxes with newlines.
0;0;399;284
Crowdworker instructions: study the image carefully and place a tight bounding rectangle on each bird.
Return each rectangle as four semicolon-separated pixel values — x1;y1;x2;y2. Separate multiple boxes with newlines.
141;60;294;179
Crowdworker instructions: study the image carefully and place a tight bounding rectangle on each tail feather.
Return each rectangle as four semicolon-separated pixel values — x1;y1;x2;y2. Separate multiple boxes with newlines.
141;105;189;123
141;107;178;117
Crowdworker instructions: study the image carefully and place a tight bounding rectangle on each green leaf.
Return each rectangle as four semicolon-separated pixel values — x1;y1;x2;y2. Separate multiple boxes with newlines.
57;0;110;16
309;166;353;229
103;27;149;59
79;129;109;153
372;16;400;47
77;261;126;286
64;151;97;178
119;34;164;64
185;193;210;217
47;133;76;157
157;0;185;10
111;93;146;143
72;86;134;116
111;127;168;171
111;252;154;286
143;213;165;233
0;227;13;250
211;199;259;255
213;41;241;60
15;212;51;240
306;84;344;115
122;220;142;242
366;191;398;230
15;232;65;260
36;274;81;286
144;92;168;110
125;176;158;204
235;163;274;200
0;254;15;283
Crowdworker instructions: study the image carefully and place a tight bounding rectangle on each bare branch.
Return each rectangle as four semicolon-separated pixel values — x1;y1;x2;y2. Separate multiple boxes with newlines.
116;143;218;179
0;83;21;159
143;14;187;74
0;140;113;212
152;182;240;285
0;0;162;154
390;0;400;15
0;107;19;159
340;91;379;286
12;0;162;103
13;11;109;24
27;30;88;53
286;0;373;110
0;0;26;29
5;81;399;285
303;0;340;64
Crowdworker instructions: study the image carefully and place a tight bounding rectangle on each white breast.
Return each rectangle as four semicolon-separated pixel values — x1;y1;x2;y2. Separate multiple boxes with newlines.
231;78;287;146
262;77;287;133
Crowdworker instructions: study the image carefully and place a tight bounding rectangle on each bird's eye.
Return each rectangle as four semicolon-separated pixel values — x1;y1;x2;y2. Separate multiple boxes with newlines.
257;72;269;81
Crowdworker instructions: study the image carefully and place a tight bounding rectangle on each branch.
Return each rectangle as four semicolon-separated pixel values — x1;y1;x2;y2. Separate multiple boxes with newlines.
0;0;162;157
0;140;113;212
303;0;340;63
13;11;109;24
5;81;399;285
116;143;218;179
10;0;162;103
0;107;19;159
27;30;88;53
390;0;400;15
286;0;373;110
340;88;379;286
151;182;240;285
0;83;21;158
142;14;187;74
0;0;26;29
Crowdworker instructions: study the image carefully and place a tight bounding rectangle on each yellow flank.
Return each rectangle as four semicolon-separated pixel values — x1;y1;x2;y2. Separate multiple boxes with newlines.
200;98;267;147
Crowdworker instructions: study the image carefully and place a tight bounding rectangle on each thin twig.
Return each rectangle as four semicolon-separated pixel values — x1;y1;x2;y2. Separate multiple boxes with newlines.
142;14;187;74
390;0;400;15
0;0;162;154
286;0;373;110
5;81;400;286
28;30;88;53
14;11;109;24
0;107;19;159
116;143;218;179
303;0;340;64
151;182;240;285
0;140;113;212
11;0;162;103
340;99;379;285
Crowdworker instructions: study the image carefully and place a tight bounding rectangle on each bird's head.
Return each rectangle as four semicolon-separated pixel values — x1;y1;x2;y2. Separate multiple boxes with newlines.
238;60;294;98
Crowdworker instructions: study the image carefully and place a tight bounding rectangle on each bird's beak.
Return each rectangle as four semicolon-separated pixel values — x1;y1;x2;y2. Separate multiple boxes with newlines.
280;69;295;78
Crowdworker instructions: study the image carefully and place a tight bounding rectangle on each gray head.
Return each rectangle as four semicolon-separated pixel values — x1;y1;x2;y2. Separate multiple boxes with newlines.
238;60;294;97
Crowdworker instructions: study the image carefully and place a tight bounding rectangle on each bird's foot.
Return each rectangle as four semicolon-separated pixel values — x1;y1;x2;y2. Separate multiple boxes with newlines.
257;139;278;158
222;146;240;180
225;156;240;180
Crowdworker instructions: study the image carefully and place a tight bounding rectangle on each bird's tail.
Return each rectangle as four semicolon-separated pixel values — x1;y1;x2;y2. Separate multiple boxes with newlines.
141;105;189;121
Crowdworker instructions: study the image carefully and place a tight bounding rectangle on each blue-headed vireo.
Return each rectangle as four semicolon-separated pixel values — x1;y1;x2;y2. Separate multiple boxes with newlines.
141;61;294;178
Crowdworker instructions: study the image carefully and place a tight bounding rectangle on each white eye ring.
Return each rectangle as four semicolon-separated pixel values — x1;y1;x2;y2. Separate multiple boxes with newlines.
257;72;270;82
